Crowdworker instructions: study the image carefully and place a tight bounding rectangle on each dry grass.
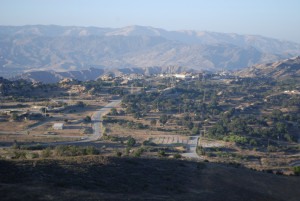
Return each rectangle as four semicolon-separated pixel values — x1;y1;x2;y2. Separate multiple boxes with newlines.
0;155;299;201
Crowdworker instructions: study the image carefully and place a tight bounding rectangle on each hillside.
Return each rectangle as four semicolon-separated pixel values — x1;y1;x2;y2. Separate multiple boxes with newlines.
0;156;299;201
1;25;299;77
10;66;194;83
237;56;300;80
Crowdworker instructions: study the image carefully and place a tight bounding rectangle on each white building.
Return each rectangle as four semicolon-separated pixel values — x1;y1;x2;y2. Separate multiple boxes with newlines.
53;123;64;130
174;74;191;79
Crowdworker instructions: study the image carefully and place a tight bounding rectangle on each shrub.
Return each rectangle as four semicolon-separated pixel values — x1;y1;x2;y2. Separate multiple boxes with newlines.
143;140;157;146
249;139;258;146
125;147;131;155
158;150;166;158
26;153;39;159
12;142;20;150
54;145;99;157
127;137;136;147
84;116;92;122
133;147;145;157
41;147;52;158
21;143;44;150
82;127;93;134
150;119;157;126
292;166;300;176
267;145;277;152
76;101;85;108
13;151;27;159
85;146;99;155
173;153;181;159
115;151;122;157
196;146;205;155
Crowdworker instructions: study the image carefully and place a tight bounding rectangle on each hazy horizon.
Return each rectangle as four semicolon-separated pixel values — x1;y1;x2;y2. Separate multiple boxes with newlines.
1;0;300;43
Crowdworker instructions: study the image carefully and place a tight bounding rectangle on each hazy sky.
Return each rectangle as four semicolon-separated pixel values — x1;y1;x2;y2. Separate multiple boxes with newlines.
1;0;300;43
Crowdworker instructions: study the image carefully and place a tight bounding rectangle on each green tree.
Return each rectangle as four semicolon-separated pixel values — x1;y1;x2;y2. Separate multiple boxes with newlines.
158;150;166;158
110;108;118;115
191;126;200;135
150;119;157;126
133;147;145;157
84;116;92;122
159;114;168;125
276;122;287;133
292;166;300;176
271;109;283;121
115;151;122;157
11;113;19;121
76;101;85;108
127;137;136;147
41;147;52;158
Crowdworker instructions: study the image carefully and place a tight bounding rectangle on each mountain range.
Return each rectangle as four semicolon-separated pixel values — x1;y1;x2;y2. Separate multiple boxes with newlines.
1;25;300;78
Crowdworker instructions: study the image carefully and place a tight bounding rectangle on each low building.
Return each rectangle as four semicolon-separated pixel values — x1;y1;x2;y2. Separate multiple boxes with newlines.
53;123;64;130
174;74;191;79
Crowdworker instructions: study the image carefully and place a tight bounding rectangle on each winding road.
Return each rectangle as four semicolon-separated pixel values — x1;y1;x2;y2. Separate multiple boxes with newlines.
47;99;122;145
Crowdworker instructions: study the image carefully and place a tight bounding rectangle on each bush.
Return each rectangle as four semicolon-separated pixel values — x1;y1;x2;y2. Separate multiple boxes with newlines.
127;137;136;147
13;151;27;159
76;101;85;108
84;116;92;122
150;119;157;126
158;150;166;158
54;145;99;157
143;140;157;146
133;147;145;157
249;139;258;146
125;147;131;155
82;127;93;134
292;166;300;176
267;145;277;152
196;146;205;155
12;142;20;150
173;153;181;159
115;151;122;157
41;147;52;158
21;143;44;150
85;146;100;155
26;153;39;159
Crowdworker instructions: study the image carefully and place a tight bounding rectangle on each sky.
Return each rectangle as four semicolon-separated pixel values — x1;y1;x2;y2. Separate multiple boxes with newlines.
1;0;300;43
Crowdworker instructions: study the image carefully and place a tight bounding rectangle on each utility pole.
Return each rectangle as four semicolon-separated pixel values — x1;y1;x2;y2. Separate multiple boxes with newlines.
203;126;206;155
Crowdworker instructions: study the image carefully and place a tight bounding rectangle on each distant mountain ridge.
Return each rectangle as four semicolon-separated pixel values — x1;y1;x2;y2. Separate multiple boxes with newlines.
1;25;300;78
236;56;300;80
10;66;194;83
1;25;299;54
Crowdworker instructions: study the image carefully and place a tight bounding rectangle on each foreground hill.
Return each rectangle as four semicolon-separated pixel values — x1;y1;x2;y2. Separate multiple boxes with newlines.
0;25;299;77
0;156;299;201
237;56;300;80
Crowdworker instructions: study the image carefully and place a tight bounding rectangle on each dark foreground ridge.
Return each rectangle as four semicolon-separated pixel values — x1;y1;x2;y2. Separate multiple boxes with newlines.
0;156;299;201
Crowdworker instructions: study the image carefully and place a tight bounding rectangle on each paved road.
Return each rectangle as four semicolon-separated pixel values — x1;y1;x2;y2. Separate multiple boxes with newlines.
45;99;122;145
182;136;201;159
0;99;122;147
82;99;122;142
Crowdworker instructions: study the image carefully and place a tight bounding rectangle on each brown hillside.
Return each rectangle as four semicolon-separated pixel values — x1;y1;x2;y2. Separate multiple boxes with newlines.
237;56;300;80
0;156;299;201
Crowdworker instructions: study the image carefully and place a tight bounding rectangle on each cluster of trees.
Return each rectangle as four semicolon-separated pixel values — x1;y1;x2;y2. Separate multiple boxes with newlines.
102;116;148;130
207;108;297;143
